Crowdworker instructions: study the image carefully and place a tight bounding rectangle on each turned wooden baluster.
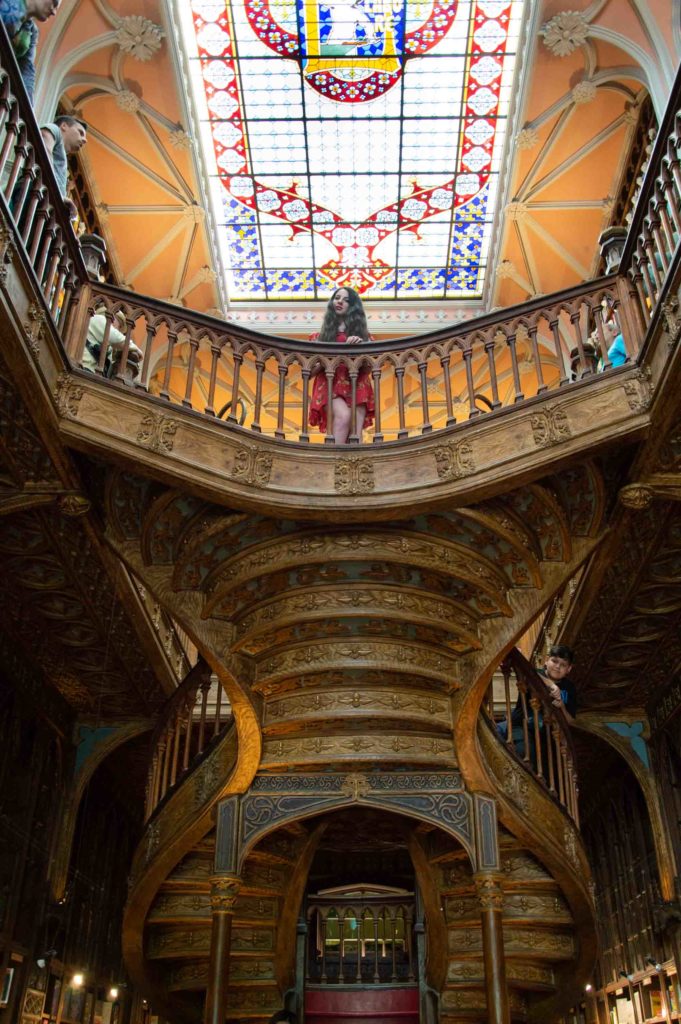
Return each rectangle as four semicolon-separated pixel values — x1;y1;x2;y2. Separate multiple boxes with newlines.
506;330;525;401
300;365;310;442
228;346;244;423
252;356;265;432
418;359;431;433
395;365;408;439
642;219;663;294
182;334;200;408
320;913;328;984
527;322;547;393
348;364;359;443
373;911;380;983
204;342;221;416
371;363;383;442
169;707;182;787
592;302;613;370
653;181;677;256
19;174;42;244
35;214;56;284
324;362;335;443
338;909;346;983
518;684;531;764
275;360;287;439
484;336;502;408
213;679;223;737
441;352;456;424
529;695;543;777
390;911;398;982
659;162;681;237
95;313;113;374
0;107;19;180
197;676;211;754
502;662;513;748
137;321;157;390
159;327;178;400
463;346;478;417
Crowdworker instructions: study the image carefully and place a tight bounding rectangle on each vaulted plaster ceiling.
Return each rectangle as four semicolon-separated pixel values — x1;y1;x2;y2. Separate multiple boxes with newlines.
34;0;681;332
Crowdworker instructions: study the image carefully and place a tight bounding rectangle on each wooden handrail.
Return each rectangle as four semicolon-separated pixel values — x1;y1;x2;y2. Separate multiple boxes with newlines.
144;657;231;822
0;24;87;326
65;273;637;445
485;647;579;826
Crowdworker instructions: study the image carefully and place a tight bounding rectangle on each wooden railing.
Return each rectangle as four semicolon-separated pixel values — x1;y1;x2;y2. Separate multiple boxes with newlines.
0;28;87;324
130;573;198;682
144;657;232;822
306;894;416;986
1;22;680;447
485;648;579;825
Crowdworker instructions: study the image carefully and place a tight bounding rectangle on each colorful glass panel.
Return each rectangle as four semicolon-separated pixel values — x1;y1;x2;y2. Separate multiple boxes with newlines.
178;0;527;300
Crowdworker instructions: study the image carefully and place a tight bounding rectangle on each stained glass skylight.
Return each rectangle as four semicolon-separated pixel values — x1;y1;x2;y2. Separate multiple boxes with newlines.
177;0;527;300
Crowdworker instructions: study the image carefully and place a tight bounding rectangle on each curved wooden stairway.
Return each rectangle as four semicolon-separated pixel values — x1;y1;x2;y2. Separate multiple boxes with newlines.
110;460;606;1023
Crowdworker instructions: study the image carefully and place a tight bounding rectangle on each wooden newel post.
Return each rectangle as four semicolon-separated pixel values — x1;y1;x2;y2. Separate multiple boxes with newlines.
204;873;241;1024
474;873;510;1024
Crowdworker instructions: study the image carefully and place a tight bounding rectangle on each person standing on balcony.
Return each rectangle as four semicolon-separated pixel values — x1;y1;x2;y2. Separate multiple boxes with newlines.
40;115;86;200
309;287;375;443
0;0;60;103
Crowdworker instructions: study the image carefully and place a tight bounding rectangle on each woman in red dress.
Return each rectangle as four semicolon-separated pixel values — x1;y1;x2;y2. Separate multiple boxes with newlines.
309;287;375;443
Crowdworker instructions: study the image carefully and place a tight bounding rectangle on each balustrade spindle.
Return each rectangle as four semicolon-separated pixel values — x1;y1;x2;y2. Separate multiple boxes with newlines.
371;365;383;442
643;225;663;294
213;680;222;737
344;366;358;443
182;699;193;771
10;163;31;221
569;311;591;378
441;353;456;424
137;324;156;389
418;361;431;433
463;347;478;418
204;344;221;416
339;910;346;983
51;260;68;317
507;333;525;400
373;913;380;983
502;663;513;748
275;361;287;439
43;241;62;299
35;217;55;283
182;338;200;408
654;182;676;254
169;712;182;787
391;914;397;982
528;325;547;393
324;366;335;443
159;733;170;802
592;304;612;369
229;349;244;424
391;365;405;438
300;366;310;442
159;330;177;400
3;128;26;198
96;315;113;373
0;115;18;178
650;213;669;273
554;725;565;804
197;678;210;753
519;686;530;763
320;916;327;984
483;338;502;407
19;179;41;243
252;357;265;433
660;164;681;235
530;697;542;777
406;908;415;982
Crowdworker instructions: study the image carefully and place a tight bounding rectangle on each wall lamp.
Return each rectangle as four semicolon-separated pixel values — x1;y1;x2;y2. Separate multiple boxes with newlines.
36;950;57;970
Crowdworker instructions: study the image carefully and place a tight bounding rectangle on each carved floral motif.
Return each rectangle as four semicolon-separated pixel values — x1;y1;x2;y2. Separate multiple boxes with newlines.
137;413;178;453
54;373;84;417
116;15;164;61
618;483;654;510
230;445;273;487
530;406;572;448
334;455;375;495
542;11;590;56
433;440;475;481
624;367;653;413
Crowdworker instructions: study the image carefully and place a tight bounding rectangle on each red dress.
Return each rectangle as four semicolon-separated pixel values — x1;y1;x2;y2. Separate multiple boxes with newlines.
309;331;375;432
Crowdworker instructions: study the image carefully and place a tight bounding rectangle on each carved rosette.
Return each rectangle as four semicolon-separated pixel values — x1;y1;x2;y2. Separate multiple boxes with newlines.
541;10;589;56
230;444;273;487
210;874;242;913
54;373;84;418
624;368;653;413
137;413;178;453
58;494;92;517
474;874;505;911
530;406;572;448
334;455;375;495
619;483;654;510
433;439;475;481
0;222;16;285
23;303;47;357
662;296;681;345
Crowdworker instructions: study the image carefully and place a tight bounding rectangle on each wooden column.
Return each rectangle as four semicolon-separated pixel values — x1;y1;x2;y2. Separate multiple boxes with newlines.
474;874;509;1024
203;873;241;1024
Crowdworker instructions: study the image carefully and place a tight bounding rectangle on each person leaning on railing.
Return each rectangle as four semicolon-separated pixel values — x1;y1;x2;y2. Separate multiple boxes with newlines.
82;304;142;381
498;644;577;764
309;287;375;444
0;0;60;103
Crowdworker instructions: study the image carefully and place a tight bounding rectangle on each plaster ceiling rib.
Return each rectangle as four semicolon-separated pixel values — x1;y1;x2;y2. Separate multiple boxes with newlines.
478;0;543;310
36;35;119;121
84;125;187;201
629;0;675;86
171;223;198;300
124;218;191;284
523;215;590;280
587;25;669;116
513;107;573;209
524;113;631;203
137;115;195;202
161;0;230;314
103;205;185;214
513;220;540;297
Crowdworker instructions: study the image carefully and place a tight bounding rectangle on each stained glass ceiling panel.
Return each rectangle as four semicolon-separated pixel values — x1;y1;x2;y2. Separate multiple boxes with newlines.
177;0;526;300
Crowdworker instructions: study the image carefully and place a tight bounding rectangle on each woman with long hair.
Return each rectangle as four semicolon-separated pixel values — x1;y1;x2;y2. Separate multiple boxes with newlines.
309;287;375;443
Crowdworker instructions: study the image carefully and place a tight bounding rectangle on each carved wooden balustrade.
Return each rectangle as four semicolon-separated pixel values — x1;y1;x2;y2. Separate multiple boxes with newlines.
63;275;639;445
485;648;579;826
0;29;87;322
306;894;416;987
144;656;232;821
130;573;198;681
